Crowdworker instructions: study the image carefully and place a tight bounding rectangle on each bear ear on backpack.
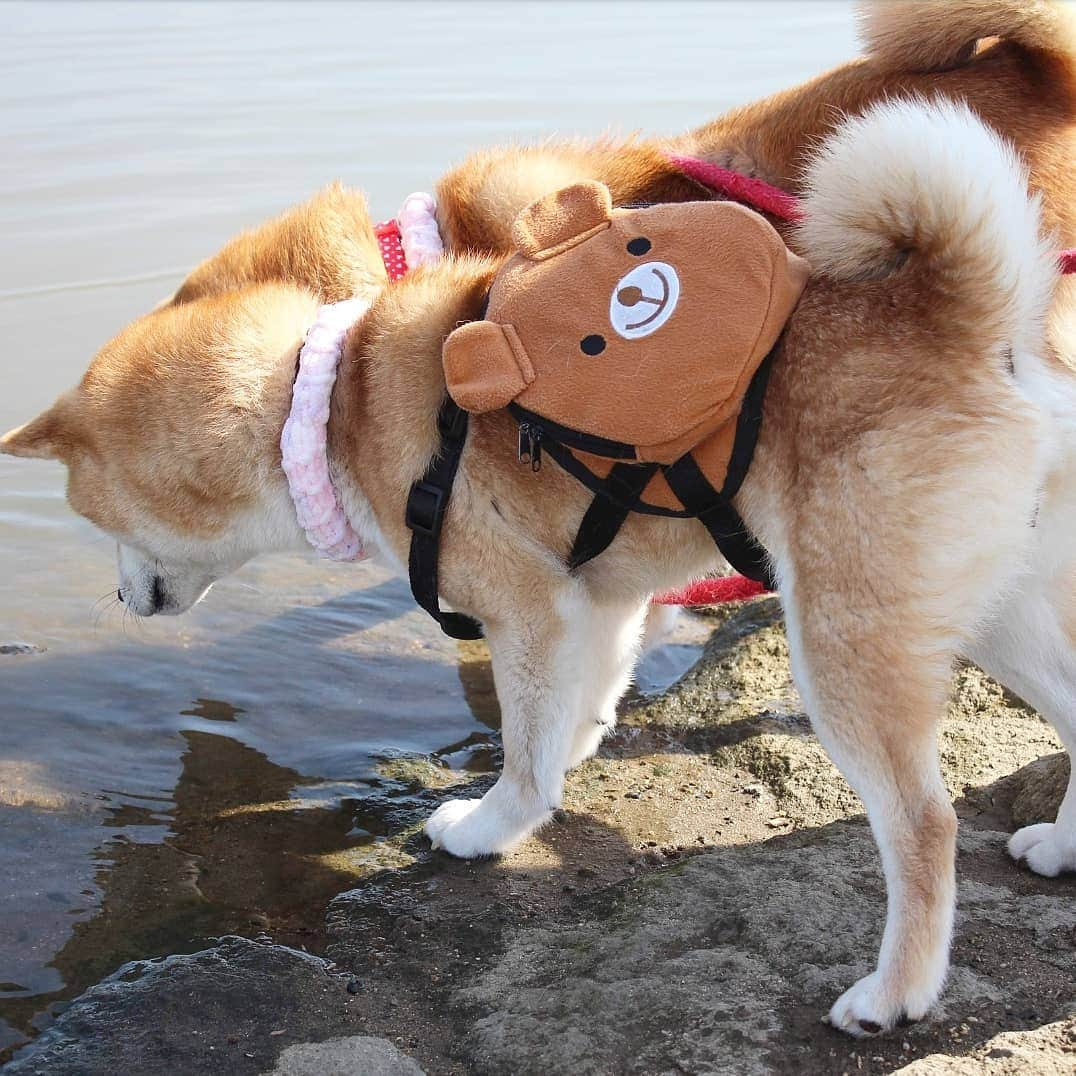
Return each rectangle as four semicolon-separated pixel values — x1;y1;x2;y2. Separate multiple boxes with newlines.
511;181;613;261
443;320;536;414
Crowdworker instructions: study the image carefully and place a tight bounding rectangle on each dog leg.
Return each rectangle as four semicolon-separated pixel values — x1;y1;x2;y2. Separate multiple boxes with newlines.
566;598;649;769
783;584;960;1037
426;588;587;858
965;585;1076;877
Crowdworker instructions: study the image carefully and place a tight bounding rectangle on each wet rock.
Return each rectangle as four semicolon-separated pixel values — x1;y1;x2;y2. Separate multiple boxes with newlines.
3;937;367;1076
629;597;794;727
0;643;45;656
262;1036;425;1076
376;754;461;792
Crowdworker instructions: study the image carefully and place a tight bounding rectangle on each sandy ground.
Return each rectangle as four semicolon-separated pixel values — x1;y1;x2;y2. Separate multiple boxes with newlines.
5;599;1074;1075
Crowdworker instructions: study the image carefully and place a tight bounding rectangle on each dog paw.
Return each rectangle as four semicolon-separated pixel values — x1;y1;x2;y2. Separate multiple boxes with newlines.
425;799;485;855
1008;822;1076;877
425;797;538;859
827;972;931;1038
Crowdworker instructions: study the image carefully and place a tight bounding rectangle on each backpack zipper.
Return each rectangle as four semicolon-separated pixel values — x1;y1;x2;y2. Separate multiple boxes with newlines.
517;422;543;472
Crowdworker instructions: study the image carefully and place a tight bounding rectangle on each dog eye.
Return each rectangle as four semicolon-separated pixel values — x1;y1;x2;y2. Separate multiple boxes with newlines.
580;334;606;355
626;237;651;256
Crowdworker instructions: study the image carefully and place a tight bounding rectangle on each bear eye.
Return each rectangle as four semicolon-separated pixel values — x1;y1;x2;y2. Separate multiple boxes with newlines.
626;237;651;256
580;334;606;356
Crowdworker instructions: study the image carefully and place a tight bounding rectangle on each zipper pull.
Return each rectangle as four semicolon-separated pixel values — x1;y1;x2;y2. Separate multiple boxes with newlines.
529;427;543;472
518;423;532;465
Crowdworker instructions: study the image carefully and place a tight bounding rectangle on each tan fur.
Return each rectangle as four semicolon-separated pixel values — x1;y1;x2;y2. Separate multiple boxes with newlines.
171;184;384;306
436;138;709;254
859;0;1076;73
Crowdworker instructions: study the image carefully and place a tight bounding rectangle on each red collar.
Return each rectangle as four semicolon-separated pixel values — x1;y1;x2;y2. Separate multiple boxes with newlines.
669;153;1076;273
375;218;409;282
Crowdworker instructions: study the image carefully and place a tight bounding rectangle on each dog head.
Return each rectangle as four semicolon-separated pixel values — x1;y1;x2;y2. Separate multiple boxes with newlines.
1;284;321;615
443;181;809;456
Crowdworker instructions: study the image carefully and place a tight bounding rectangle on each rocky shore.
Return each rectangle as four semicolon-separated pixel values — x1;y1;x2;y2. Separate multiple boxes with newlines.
5;599;1074;1075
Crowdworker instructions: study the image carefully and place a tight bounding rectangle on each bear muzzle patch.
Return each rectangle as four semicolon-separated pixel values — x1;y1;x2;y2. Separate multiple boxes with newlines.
609;261;680;340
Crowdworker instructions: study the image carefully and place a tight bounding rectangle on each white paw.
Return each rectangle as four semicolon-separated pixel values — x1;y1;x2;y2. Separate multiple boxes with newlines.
425;798;483;852
1008;822;1076;877
425;796;541;859
828;971;934;1038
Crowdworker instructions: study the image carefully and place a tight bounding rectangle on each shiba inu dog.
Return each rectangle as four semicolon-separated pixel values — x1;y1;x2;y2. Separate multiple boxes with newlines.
4;98;1072;1040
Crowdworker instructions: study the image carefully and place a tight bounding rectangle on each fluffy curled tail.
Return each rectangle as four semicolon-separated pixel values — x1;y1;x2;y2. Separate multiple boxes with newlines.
797;99;1056;346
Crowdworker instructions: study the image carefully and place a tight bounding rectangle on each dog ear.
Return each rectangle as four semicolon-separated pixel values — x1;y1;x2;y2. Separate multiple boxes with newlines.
0;403;69;460
511;181;613;261
443;320;535;413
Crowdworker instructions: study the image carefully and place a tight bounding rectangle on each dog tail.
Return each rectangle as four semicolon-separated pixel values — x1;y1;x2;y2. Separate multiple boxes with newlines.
797;98;1056;340
858;0;1076;79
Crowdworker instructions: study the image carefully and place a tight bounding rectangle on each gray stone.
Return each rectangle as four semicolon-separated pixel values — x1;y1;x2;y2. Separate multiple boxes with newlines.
0;643;45;656
1011;752;1070;829
3;937;366;1076
455;825;1076;1075
7;601;1075;1075
896;1019;1076;1074
262;1036;425;1076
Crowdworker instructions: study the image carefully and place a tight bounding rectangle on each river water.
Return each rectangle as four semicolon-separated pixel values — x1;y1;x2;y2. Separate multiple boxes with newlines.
0;0;856;1056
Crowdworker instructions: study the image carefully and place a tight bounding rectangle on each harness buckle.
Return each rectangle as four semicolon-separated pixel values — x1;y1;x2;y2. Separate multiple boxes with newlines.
406;481;446;538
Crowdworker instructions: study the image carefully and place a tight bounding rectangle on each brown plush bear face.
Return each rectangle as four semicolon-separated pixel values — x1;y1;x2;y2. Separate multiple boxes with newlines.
443;181;808;461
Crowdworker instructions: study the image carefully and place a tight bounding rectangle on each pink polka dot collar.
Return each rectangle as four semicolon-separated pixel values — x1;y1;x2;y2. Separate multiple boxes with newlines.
374;192;444;282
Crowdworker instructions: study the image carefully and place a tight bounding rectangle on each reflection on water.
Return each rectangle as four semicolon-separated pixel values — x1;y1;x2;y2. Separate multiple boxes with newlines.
0;582;709;1058
0;570;505;1058
0;0;856;1060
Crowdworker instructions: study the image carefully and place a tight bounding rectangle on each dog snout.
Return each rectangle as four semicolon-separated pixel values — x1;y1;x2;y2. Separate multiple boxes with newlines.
151;574;165;613
117;574;168;616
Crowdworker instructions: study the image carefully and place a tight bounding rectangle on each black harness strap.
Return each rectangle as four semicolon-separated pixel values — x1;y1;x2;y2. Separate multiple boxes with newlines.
661;348;777;587
405;398;485;640
406;345;780;638
568;462;660;571
723;348;775;501
663;453;775;589
535;436;692;518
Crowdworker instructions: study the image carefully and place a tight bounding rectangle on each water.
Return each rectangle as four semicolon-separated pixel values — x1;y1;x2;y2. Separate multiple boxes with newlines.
0;0;857;1057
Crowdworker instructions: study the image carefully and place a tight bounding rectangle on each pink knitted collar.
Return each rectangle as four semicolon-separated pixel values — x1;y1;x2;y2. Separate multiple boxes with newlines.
281;193;445;562
280;297;370;561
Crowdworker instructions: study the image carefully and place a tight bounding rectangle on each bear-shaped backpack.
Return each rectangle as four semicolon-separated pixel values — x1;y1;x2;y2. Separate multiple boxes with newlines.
441;180;808;572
